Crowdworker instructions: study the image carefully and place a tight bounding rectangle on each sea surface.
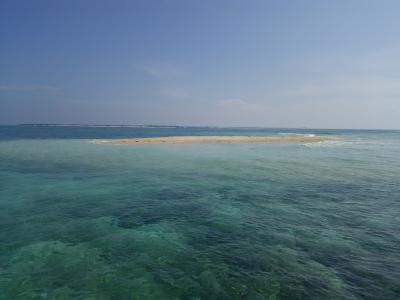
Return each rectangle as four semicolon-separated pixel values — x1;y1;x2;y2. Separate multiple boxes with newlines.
0;126;399;299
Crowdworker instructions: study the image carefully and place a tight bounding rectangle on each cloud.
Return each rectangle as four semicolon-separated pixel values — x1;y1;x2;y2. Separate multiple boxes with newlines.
135;62;190;99
274;46;400;106
159;86;189;98
277;77;400;99
217;98;262;112
0;85;60;92
211;98;273;126
136;63;185;79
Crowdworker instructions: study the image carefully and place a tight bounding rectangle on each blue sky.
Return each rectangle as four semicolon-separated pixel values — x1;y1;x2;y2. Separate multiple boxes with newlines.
1;0;400;128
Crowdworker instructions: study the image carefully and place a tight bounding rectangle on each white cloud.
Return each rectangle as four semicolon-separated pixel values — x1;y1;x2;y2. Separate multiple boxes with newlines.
136;63;185;79
159;86;189;98
217;98;262;112
277;76;400;99
135;62;190;99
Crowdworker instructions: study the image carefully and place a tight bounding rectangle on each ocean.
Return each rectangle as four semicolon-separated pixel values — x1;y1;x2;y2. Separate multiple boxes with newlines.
0;126;399;299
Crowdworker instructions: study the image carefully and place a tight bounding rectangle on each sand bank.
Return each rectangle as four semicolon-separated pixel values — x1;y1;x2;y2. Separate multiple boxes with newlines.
96;135;333;145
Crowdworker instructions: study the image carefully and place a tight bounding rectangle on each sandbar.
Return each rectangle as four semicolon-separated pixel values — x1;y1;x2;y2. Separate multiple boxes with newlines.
96;135;333;145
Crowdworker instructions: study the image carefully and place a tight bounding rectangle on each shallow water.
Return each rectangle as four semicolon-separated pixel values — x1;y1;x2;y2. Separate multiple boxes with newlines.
0;126;399;299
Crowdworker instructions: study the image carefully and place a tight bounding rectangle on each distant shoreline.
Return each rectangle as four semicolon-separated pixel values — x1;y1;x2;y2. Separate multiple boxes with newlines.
15;124;184;128
96;135;333;145
3;124;398;131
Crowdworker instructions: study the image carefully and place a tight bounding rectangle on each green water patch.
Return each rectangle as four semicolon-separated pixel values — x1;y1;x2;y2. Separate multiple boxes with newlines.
1;139;400;299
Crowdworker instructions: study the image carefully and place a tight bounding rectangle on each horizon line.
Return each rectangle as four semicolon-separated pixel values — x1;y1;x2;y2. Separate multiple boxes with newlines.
0;123;399;131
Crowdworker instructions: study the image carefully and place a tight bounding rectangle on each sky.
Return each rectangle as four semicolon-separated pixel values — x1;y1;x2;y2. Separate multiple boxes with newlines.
1;0;400;129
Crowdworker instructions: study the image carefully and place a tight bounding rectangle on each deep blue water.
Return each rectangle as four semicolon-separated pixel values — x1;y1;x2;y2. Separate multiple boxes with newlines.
1;125;395;140
0;126;399;299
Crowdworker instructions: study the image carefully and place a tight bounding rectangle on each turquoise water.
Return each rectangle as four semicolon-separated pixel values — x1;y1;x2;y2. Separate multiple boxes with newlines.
0;126;399;299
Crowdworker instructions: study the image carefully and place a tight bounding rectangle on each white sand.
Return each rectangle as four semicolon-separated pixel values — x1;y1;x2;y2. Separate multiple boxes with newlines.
96;135;333;145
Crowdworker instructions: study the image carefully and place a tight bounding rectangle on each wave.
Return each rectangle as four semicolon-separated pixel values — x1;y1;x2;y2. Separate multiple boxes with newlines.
304;140;350;148
278;133;316;137
303;138;391;148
